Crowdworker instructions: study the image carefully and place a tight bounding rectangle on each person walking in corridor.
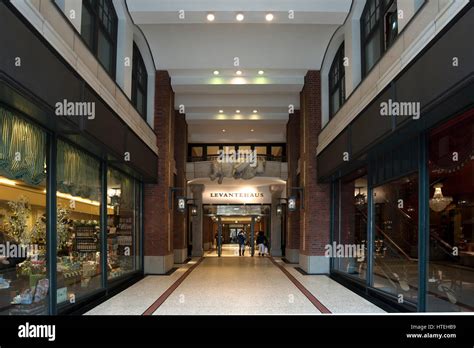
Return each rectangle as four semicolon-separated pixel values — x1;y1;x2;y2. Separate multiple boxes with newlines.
237;230;246;256
257;231;268;256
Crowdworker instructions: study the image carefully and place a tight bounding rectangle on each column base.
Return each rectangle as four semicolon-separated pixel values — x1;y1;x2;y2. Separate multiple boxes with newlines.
192;248;203;257
203;242;211;251
299;254;329;274
284;248;299;263
270;248;282;257
174;248;188;263
144;254;174;274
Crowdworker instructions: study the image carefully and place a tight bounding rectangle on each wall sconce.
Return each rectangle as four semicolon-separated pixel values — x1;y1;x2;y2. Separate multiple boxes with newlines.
276;204;283;216
288;187;304;212
169;187;198;215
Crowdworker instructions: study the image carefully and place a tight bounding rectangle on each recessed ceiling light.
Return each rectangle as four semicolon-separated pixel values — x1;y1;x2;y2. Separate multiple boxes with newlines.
265;13;274;21
258;70;264;75
236;70;242;76
253;110;258;113
222;129;226;132
219;109;223;113
236;110;240;113
236;13;244;21
213;70;220;75
250;129;255;132
207;13;215;22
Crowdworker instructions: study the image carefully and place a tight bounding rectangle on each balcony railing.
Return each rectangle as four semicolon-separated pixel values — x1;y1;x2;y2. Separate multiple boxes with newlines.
187;154;286;163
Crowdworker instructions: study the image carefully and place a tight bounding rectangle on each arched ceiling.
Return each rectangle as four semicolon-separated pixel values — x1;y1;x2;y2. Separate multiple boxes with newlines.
126;0;352;142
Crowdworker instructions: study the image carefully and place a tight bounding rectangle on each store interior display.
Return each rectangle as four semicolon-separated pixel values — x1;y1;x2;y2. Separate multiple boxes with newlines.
334;172;368;280
107;169;139;280
427;113;474;312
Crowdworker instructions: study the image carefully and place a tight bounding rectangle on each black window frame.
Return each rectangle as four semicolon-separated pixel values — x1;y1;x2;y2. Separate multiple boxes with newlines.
81;0;118;78
329;42;346;119
361;0;399;77
187;143;287;162
131;42;148;119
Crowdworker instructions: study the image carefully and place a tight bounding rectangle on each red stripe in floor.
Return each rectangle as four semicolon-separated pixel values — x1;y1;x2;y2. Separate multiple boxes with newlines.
142;257;204;315
269;257;332;314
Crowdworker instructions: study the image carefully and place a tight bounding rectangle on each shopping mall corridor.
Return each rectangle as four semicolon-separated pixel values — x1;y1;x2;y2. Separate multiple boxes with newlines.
86;246;384;315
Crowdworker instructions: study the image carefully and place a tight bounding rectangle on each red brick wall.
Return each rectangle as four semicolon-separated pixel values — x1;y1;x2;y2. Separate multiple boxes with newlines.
203;216;211;245
299;71;330;256
144;71;175;257
286;111;300;250
173;111;188;250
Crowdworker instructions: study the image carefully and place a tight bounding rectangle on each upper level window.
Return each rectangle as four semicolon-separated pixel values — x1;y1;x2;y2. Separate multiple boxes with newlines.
329;42;346;118
132;43;148;119
81;0;118;77
361;0;398;77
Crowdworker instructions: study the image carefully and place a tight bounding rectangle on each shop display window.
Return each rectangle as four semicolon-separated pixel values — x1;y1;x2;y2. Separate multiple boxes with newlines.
333;169;368;280
372;173;419;304
107;168;140;280
427;111;474;312
0;107;48;315
56;140;102;308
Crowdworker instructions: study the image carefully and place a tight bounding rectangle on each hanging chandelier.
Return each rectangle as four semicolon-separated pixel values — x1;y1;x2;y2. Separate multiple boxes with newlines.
429;183;452;212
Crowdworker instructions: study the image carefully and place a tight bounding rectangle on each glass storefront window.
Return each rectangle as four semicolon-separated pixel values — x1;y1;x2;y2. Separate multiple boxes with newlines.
0;107;48;315
334;170;368;280
372;173;419;304
238;146;251;152
207;146;220;156
255;146;267;156
107;168;140;280
191;146;203;158
427;111;474;312
0;106;144;314
56;140;102;308
271;146;282;158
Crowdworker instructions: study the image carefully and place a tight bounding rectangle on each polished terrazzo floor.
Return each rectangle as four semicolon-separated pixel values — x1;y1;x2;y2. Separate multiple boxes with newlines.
86;245;384;315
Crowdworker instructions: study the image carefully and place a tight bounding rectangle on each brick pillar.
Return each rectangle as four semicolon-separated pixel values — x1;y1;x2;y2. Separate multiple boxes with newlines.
286;110;300;263
299;71;331;274
190;184;204;256
270;185;284;256
203;216;212;251
173;111;188;263
143;71;175;274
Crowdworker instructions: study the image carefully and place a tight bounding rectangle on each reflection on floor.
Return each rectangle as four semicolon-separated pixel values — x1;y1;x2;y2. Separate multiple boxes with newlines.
86;254;384;315
205;243;258;257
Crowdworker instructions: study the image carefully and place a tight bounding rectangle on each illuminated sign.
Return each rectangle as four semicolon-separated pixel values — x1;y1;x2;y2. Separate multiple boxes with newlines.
203;186;271;204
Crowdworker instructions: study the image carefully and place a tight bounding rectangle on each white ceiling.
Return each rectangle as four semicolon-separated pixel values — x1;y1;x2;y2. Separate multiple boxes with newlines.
126;0;352;143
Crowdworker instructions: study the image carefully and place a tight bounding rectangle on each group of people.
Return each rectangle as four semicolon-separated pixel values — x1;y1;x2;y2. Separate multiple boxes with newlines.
214;230;269;256
237;230;268;257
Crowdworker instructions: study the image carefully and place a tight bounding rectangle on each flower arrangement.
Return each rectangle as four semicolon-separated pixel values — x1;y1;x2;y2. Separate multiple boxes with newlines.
30;204;72;249
6;196;32;244
17;259;46;276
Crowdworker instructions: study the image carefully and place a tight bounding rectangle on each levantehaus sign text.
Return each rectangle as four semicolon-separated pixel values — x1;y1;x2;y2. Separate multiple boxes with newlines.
209;192;264;198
